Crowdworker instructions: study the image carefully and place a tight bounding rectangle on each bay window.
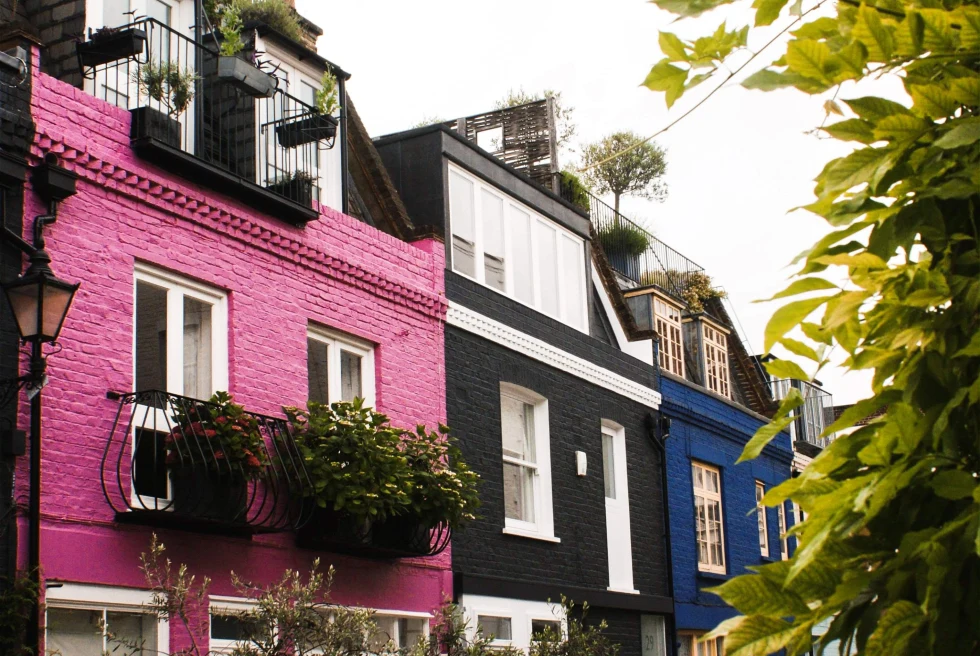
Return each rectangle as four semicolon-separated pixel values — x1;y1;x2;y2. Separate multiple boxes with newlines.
654;296;684;377
448;164;587;331
702;322;731;399
692;461;725;574
500;383;555;541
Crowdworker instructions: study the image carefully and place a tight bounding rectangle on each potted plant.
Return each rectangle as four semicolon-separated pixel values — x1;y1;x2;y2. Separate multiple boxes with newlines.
284;400;412;550
130;61;197;148
214;4;277;98
76;25;147;68
166;392;268;521
266;170;315;206
596;220;651;278
276;70;340;148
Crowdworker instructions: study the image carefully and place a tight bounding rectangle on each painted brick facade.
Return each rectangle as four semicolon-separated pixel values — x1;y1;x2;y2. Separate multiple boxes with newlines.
13;45;450;651
662;373;793;635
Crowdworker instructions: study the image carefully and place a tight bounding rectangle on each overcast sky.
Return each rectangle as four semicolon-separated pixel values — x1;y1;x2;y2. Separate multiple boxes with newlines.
298;0;886;405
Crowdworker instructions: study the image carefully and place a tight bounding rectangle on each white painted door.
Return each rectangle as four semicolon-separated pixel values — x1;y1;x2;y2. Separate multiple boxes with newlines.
602;422;636;592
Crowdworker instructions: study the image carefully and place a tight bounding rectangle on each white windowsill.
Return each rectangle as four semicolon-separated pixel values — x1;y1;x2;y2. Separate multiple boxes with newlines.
606;587;641;595
502;527;561;543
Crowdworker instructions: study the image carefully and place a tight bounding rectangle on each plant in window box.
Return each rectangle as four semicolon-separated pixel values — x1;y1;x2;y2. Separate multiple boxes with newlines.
166;392;268;521
213;4;278;98
284;400;412;550
275;70;340;148
266;170;315;207
76;25;147;68
595;220;651;279
130;61;198;149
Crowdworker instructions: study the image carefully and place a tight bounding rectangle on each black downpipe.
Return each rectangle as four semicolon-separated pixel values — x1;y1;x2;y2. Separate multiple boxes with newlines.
647;335;678;656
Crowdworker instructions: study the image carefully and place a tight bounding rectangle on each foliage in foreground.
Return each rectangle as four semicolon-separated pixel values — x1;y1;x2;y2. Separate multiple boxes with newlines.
642;0;980;654
0;573;38;656
115;536;618;655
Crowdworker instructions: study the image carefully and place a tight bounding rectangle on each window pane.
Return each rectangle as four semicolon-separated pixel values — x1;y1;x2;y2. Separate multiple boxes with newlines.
640;615;667;656
534;220;559;317
340;350;362;402
211;614;248;641
299;81;317;107
508;206;534;305
183;297;213;400
370;617;397;650
47;608;104;655
602;433;616;500
133;428;169;499
135;281;167;393
503;462;535;523
478;616;512;641
559;234;586;329
500;396;534;462
399;618;425;649
147;0;172;25
450;172;476;278
107;611;157;654
532;620;560;641
482;190;506;292
307;338;329;404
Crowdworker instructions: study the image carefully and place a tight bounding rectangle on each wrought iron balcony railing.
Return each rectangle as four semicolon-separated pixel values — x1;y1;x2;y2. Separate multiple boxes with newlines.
553;175;705;301
101;390;312;534
78;18;337;224
770;379;836;451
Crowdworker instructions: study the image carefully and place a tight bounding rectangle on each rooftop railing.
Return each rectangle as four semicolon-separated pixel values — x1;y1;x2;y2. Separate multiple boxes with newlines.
78;18;337;223
770;379;836;450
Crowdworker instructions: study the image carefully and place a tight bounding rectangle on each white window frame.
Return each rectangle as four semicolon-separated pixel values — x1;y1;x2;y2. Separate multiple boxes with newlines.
702;321;731;399
462;595;564;652
756;481;770;558
367;609;431;651
448;163;589;332
500;383;557;543
209;596;259;655
692;461;726;574
45;582;170;655
307;325;376;407
132;264;228;508
602;419;637;594
654;295;685;377
778;502;789;560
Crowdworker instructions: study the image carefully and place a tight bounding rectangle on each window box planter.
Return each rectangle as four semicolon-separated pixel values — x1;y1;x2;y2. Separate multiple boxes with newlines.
296;506;450;559
170;465;248;523
217;55;277;98
130;106;181;149
275;114;338;148
604;249;643;280
76;28;146;68
266;175;314;207
30;160;79;202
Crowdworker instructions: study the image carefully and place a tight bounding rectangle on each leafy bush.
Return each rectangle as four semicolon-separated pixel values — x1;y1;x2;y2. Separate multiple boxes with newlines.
315;70;339;116
530;599;619;656
225;0;303;44
134;61;196;117
401;424;481;530
215;2;245;57
559;171;591;213
596;221;651;258
168;391;268;478
0;574;38;655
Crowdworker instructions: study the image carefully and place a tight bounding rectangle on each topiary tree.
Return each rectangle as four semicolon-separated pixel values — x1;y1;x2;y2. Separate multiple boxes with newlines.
639;0;980;654
580;131;668;215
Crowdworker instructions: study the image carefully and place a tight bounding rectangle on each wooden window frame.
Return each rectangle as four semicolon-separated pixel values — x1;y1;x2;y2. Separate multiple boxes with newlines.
692;461;726;574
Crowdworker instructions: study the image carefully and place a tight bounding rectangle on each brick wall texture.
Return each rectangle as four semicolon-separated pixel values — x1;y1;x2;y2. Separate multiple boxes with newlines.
16;47;450;652
662;375;794;634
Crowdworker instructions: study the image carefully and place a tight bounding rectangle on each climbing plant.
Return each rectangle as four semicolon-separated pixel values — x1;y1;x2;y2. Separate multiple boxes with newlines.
639;0;980;654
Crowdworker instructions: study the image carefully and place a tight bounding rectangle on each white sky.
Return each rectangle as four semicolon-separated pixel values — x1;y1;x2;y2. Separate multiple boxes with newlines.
298;0;887;405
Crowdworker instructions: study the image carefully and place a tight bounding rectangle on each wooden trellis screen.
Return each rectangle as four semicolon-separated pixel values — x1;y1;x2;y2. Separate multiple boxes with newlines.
443;98;559;192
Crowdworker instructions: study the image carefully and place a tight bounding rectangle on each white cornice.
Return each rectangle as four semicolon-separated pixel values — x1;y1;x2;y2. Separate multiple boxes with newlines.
447;302;661;409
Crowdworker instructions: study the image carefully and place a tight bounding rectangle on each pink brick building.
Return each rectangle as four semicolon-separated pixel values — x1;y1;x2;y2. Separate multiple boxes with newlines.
0;12;450;651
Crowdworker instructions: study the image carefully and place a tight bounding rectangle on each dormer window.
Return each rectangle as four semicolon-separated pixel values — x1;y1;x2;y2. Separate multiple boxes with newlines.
654;296;684;377
702;322;730;399
448;164;587;332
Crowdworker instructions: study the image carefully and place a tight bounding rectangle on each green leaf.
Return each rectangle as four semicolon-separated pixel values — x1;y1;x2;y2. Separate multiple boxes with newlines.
821;147;890;196
708;575;810;616
651;0;738;17
779;337;821;362
760;277;839;301
844;96;912;120
739;415;795;463
764;296;833;352
955;5;980;51
934;118;980;149
823;118;876;143
909;84;959;119
864;601;925;656
949;76;980;107
658;31;690;61
716;615;799;656
918;8;958;52
785;39;832;85
741;69;800;91
931;470;977;500
872;114;931;143
754;0;789;26
852;5;895;60
792;17;839;39
764;358;811;381
642;59;689;108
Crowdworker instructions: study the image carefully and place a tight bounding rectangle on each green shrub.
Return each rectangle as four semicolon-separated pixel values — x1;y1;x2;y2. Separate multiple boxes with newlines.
226;0;303;44
596;221;651;257
559;170;591;213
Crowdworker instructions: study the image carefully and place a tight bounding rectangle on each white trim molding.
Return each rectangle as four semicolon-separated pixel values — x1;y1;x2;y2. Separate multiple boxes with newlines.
447;302;661;409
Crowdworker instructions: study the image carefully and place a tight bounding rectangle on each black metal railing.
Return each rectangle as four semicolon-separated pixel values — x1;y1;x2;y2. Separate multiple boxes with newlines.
296;507;452;559
79;19;335;209
770;379;836;449
554;176;704;299
101;390;313;534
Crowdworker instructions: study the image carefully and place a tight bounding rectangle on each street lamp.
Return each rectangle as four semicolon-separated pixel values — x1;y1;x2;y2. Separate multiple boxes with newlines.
1;213;78;655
